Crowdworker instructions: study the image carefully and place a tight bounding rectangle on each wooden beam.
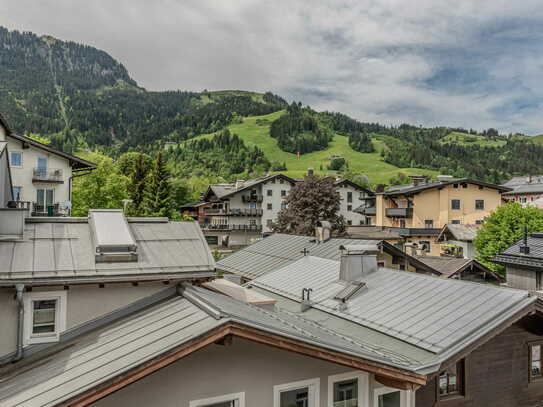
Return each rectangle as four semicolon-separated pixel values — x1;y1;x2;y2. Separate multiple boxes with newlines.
375;375;420;391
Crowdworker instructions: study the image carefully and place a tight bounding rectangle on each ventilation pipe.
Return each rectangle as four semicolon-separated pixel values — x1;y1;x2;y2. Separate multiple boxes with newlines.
301;288;313;312
520;226;530;255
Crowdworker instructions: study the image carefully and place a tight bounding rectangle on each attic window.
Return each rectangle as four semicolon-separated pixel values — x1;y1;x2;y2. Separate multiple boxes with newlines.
334;281;366;302
24;291;67;345
89;209;138;263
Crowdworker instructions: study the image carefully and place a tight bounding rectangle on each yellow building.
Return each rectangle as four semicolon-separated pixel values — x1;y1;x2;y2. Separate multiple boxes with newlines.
359;175;511;256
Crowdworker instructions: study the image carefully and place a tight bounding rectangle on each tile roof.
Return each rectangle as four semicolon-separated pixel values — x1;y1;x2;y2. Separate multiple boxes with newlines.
0;218;215;285
493;233;543;270
437;224;480;242
382;178;510;197
250;256;534;354
216;233;378;279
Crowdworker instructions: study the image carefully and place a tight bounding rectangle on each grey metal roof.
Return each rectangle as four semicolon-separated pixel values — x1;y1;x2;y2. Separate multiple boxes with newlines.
411;256;500;280
502;183;543;195
503;176;543;186
206;174;296;200
494;233;543;270
437;224;480;242
0;295;223;407
216;233;377;279
250;256;535;354
0;218;215;285
0;284;438;406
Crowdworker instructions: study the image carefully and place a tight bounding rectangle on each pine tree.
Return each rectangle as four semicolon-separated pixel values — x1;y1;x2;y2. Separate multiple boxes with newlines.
142;152;175;218
127;153;148;216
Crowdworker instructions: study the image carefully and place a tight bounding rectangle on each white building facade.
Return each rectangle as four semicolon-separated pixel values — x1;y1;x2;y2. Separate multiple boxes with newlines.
0;115;95;216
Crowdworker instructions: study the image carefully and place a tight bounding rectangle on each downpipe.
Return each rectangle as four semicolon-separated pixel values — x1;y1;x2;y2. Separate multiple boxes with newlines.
12;284;24;362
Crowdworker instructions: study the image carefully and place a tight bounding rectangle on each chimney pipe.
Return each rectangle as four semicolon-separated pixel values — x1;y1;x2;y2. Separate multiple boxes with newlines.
315;221;331;243
338;244;379;282
307;168;314;176
520;226;530;254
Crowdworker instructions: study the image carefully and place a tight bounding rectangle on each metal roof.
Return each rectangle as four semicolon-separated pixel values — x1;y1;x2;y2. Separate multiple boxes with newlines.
0;284;436;406
0;218;215;285
216;233;378;279
503;176;543;186
412;256;500;280
502;183;543;195
250;256;534;354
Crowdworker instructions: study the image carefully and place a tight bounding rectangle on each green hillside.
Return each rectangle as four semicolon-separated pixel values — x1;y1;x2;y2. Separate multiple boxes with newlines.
532;134;543;145
439;131;506;147
190;110;437;184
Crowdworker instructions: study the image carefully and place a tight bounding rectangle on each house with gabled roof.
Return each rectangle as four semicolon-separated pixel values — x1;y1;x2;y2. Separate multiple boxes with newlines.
0;113;95;216
356;175;510;256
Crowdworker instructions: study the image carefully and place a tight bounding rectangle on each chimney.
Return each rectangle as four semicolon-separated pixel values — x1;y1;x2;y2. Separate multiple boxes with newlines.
520;226;530;255
315;220;331;242
338;244;379;282
301;288;313;312
307;168;315;176
409;175;428;187
437;175;454;182
375;184;386;193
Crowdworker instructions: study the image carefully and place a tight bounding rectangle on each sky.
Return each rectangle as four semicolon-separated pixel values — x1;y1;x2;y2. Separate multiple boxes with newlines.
2;0;543;135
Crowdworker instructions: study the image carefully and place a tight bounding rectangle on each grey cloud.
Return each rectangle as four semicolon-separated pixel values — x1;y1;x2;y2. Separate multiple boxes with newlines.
1;0;543;134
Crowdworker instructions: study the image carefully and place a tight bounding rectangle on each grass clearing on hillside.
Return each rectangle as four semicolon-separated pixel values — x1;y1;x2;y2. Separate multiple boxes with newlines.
184;111;436;184
439;131;506;147
198;90;265;104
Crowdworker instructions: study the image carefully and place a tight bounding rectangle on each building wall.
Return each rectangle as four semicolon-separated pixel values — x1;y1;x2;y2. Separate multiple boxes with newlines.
6;135;73;209
92;337;409;407
337;184;368;226
416;320;543;407
0;283;167;357
0;148;12;206
506;266;538;291
261;178;294;232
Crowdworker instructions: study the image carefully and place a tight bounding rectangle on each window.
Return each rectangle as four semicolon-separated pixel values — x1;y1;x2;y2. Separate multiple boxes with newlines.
478;185;484;190
475;199;485;210
419;240;431;253
281;202;287;210
205;236;219;246
373;387;412;407
328;371;368;407
347;205;352;212
347;192;353;203
10;151;22;167
249;202;256;209
451;199;461;210
399;220;406;228
266;219;273;227
461;183;468;189
438;360;465;398
424;219;434;229
190;392;245;407
279;178;284;184
37;156;48;171
453;183;459;189
267;189;273;196
23;291;67;345
36;188;54;211
530;343;543;381
347;220;352;225
271;178;276;184
281;190;287;197
12;186;22;201
267;203;273;210
451;219;461;224
274;378;319;407
475;219;483;225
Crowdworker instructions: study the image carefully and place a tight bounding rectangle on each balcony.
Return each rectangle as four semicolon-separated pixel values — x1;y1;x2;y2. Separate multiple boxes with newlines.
201;224;232;231
32;168;64;183
203;208;227;215
385;207;413;218
31;203;64;217
227;208;263;217
231;224;262;232
362;206;376;216
201;224;263;232
241;195;263;203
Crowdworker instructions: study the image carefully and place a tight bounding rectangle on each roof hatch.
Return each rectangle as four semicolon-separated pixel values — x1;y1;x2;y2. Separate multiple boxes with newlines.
89;209;138;263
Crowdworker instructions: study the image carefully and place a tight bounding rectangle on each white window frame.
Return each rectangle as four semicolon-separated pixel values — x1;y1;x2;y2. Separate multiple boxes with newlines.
10;151;23;168
328;371;369;407
23;290;67;345
274;378;320;407
373;386;414;407
189;392;245;407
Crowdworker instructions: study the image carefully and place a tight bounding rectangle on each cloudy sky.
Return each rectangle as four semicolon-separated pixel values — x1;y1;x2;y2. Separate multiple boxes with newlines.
2;0;543;134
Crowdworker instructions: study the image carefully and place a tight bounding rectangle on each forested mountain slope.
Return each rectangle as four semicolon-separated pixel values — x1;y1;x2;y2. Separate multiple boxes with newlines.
2;25;543;185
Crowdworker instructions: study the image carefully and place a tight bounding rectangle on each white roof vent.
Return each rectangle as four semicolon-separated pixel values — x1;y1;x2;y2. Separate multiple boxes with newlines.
89;209;138;262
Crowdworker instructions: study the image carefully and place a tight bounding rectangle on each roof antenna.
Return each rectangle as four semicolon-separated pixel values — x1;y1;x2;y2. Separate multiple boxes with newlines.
520;226;530;255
